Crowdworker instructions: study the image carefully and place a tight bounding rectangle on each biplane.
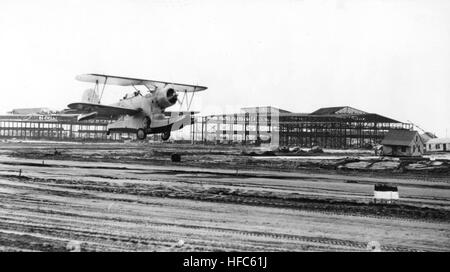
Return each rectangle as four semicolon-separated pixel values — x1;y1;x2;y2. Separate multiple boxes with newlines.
66;74;207;141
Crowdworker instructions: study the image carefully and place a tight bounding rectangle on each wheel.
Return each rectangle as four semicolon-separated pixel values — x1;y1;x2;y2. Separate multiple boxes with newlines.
136;128;146;140
161;131;170;141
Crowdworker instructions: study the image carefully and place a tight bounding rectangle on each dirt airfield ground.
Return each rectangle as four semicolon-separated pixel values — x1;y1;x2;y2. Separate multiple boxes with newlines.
0;141;449;251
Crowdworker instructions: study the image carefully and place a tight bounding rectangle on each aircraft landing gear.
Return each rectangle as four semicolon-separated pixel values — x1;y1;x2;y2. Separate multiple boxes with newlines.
143;116;151;129
161;131;171;141
136;128;147;140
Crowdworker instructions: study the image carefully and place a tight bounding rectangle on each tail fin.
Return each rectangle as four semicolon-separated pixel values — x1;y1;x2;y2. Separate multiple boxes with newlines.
81;88;100;103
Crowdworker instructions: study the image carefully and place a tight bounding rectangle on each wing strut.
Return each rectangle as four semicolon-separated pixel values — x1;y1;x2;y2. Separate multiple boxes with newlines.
187;91;195;110
178;90;196;111
98;77;108;104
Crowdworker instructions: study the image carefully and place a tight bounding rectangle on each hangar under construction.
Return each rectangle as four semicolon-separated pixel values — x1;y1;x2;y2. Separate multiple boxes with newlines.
0;106;412;148
191;106;412;148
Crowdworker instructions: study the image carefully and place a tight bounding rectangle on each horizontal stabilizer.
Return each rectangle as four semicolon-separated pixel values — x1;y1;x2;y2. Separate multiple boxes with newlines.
77;112;97;121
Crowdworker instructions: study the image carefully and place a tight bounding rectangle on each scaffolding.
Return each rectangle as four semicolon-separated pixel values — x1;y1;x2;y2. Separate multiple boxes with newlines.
190;106;413;148
0;114;127;141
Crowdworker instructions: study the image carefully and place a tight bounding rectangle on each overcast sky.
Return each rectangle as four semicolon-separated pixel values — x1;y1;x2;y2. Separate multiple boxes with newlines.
0;0;449;136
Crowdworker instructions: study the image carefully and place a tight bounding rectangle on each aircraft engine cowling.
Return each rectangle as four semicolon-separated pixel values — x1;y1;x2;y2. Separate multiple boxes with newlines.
154;87;178;109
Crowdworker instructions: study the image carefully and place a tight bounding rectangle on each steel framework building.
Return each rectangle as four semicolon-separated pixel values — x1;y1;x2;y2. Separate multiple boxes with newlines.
0;114;123;141
191;106;413;148
0;112;195;142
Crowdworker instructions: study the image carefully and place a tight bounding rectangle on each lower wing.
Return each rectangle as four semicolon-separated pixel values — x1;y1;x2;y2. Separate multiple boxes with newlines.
163;111;199;117
67;102;141;121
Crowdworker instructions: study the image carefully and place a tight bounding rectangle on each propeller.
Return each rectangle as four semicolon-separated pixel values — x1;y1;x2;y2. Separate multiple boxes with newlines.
167;88;178;104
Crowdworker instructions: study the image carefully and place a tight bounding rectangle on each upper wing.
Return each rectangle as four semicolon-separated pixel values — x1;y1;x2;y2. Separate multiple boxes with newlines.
76;73;207;92
67;102;140;120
